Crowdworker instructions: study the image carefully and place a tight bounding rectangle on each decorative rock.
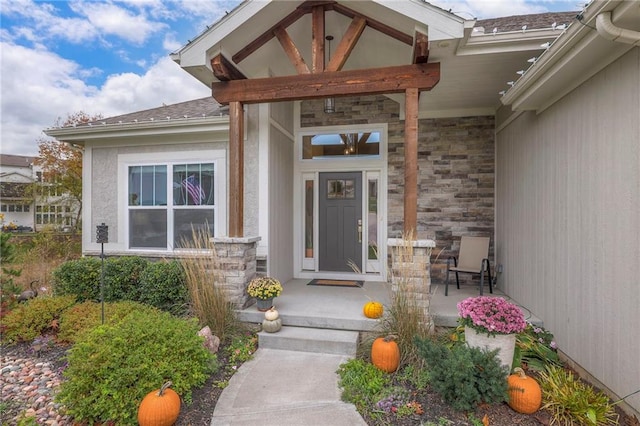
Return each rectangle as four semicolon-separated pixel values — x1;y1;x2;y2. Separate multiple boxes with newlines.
198;326;221;354
0;354;71;425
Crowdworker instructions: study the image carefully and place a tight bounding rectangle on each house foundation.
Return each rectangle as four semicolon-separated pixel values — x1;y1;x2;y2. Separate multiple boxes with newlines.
211;236;261;308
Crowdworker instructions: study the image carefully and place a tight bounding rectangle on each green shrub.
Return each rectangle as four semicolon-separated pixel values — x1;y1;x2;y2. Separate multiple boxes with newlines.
513;323;562;371
226;332;258;371
52;257;102;301
415;337;508;411
0;295;76;343
57;300;161;343
138;260;188;315
57;309;217;425
1;232;23;308
337;358;390;412
539;365;618;425
103;256;149;301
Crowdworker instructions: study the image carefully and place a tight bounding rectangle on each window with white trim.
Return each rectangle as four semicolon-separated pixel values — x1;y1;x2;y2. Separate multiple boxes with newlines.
127;160;220;250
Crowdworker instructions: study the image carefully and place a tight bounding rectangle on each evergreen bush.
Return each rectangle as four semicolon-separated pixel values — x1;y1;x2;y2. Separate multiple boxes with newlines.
415;337;508;411
103;256;149;301
52;257;102;301
0;295;77;343
138;260;188;315
57;300;161;343
57;309;217;425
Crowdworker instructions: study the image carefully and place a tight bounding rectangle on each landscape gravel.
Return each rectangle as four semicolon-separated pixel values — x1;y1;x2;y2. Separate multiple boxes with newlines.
1;345;72;425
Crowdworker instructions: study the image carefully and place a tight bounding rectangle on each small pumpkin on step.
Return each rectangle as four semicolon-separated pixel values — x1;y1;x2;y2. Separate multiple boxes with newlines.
262;307;282;333
363;301;384;319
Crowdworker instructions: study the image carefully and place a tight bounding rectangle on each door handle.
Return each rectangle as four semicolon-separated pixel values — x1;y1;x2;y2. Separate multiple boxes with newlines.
357;219;362;243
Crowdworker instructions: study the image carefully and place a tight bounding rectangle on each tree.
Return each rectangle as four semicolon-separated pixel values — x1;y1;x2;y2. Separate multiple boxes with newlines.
34;111;103;231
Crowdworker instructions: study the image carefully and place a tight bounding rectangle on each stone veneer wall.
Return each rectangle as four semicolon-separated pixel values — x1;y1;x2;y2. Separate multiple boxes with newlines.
211;236;260;309
414;116;495;284
301;97;495;284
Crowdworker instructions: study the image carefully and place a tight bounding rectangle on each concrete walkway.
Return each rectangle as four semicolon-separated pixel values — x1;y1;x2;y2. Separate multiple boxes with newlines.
211;348;367;426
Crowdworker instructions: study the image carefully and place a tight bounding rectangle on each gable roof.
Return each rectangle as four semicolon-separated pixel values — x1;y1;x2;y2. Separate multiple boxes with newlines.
81;97;226;128
0;154;36;168
45;97;230;143
475;11;578;34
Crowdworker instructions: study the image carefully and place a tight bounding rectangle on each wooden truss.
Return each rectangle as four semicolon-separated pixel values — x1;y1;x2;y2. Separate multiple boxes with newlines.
213;0;439;237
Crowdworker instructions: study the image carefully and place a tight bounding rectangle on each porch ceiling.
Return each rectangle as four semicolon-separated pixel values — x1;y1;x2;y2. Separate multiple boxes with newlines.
172;0;558;117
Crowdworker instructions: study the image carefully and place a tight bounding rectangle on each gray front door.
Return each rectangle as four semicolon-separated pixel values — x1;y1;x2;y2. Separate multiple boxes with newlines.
319;172;363;272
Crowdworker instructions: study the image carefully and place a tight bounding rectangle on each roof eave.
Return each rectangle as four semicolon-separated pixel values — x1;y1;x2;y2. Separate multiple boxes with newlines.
501;0;637;112
44;116;230;144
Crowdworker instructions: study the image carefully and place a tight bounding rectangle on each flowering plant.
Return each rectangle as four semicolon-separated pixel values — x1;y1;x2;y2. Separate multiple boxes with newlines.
457;296;526;335
247;276;283;300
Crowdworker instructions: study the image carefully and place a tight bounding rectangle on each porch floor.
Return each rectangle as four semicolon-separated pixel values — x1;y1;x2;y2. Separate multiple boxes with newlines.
237;279;541;331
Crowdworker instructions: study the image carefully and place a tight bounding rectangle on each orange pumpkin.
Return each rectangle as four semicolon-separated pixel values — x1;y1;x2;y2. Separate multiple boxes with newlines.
363;301;384;319
507;368;542;414
138;381;181;426
371;335;400;372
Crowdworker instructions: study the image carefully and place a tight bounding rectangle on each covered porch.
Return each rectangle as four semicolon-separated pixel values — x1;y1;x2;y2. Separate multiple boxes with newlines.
237;278;542;332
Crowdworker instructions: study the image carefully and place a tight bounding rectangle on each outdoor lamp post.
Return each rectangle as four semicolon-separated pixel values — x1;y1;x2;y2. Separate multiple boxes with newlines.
96;223;108;324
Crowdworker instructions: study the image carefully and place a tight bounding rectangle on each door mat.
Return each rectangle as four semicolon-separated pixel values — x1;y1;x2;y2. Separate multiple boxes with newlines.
307;279;364;288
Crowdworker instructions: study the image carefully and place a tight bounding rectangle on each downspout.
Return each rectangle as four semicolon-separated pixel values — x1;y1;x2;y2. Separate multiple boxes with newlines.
595;12;640;46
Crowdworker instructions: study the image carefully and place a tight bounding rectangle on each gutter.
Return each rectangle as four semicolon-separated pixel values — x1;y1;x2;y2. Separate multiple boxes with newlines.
44;116;230;142
595;11;640;46
500;0;639;111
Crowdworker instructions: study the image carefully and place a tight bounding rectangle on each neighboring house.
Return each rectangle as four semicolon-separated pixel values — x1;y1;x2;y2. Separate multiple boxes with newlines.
0;154;36;230
45;0;639;416
0;154;78;231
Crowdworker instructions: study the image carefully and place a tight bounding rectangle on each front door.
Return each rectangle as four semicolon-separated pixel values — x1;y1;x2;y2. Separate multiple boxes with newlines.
319;172;362;272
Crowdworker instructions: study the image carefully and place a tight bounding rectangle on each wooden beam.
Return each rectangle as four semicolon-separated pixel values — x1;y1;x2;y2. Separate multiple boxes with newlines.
326;16;367;72
404;88;419;236
413;31;429;64
212;62;440;104
311;5;325;73
332;3;413;46
210;54;247;81
228;101;244;237
274;26;310;74
233;7;307;64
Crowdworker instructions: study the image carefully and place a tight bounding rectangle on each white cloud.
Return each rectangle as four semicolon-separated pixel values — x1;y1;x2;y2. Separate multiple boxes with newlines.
69;1;166;45
0;42;209;156
2;0;98;44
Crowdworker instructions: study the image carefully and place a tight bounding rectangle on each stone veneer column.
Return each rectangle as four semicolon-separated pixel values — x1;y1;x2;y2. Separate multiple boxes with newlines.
211;236;261;309
387;238;436;316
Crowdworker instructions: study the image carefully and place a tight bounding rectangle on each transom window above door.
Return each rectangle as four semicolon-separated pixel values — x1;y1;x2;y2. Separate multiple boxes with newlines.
302;131;381;159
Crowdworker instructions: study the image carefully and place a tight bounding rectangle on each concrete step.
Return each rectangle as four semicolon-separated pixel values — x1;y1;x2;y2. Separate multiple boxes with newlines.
258;326;359;357
238;309;380;332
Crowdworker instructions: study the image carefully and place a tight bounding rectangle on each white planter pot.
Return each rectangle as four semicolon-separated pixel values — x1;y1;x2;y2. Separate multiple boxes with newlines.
464;325;516;372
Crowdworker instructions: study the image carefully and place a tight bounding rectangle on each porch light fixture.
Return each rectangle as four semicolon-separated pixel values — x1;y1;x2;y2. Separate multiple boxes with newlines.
324;35;335;114
324;97;336;114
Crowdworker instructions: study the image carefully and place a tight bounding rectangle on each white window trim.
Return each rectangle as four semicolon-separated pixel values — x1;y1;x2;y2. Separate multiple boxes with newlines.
118;150;227;253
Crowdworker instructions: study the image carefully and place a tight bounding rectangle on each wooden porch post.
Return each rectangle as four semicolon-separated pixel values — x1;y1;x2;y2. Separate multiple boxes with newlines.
229;101;244;237
404;88;419;236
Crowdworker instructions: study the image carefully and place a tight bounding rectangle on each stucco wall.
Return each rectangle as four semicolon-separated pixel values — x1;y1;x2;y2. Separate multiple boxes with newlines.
496;48;640;414
301;96;495;283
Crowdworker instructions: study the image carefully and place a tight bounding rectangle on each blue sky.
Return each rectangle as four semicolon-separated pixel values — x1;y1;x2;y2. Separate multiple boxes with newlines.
0;0;584;156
